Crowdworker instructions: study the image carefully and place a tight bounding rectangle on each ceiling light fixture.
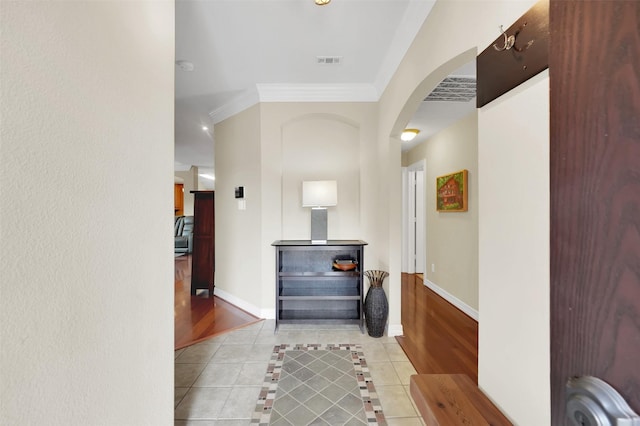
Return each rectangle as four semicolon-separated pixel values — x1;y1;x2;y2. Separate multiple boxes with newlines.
315;0;330;5
401;129;420;142
202;126;208;131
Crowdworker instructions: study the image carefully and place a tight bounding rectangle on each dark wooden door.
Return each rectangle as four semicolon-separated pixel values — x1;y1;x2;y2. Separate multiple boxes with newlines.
550;1;640;424
191;191;215;296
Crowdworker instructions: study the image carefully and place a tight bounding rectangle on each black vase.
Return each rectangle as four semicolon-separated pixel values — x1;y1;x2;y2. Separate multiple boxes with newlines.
364;270;389;338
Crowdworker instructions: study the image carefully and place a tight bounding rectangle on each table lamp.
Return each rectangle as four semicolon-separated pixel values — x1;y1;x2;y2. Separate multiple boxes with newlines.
302;180;337;244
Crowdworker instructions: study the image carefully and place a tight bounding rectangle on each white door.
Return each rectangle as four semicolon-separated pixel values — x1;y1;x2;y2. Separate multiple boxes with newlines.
402;161;426;274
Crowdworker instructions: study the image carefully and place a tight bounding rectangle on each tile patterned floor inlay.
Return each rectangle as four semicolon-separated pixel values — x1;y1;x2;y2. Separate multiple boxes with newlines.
252;343;386;426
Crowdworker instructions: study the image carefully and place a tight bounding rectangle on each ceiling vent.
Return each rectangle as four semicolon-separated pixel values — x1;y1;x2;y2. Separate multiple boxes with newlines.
425;77;476;102
316;56;342;65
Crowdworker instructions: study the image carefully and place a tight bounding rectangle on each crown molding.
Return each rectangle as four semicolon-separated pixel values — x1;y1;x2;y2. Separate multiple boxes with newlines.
209;83;379;124
208;88;260;124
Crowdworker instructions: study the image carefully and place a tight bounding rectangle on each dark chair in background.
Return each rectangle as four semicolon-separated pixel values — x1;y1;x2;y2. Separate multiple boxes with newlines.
174;216;194;254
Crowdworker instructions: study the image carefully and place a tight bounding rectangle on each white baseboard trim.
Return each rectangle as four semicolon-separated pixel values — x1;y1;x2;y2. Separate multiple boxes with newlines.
387;324;404;337
214;287;272;319
424;279;479;322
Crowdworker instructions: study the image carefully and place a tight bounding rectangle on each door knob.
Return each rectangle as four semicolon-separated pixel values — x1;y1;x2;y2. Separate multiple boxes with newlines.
566;376;640;425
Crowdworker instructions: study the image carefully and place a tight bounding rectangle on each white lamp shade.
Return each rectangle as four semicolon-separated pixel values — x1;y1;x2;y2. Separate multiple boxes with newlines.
302;180;337;207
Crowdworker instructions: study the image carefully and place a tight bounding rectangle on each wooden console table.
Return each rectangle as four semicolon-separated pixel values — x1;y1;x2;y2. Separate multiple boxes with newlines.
272;240;367;332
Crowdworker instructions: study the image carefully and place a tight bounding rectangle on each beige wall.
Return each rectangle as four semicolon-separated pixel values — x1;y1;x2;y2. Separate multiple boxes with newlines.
213;0;550;423
375;0;550;424
214;105;264;313
214;102;384;320
403;111;479;311
175;167;198;216
0;1;174;424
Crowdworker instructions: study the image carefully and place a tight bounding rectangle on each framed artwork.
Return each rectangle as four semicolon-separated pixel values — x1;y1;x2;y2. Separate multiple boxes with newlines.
436;169;468;212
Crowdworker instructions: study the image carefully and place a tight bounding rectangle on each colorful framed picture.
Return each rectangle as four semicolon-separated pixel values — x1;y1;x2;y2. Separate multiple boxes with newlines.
436;169;468;212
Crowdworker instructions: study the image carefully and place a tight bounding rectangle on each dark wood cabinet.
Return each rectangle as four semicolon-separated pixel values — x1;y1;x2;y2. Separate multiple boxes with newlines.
191;191;215;296
272;240;367;332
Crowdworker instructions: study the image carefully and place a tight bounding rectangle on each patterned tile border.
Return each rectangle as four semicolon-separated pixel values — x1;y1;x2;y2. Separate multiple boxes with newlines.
251;343;386;425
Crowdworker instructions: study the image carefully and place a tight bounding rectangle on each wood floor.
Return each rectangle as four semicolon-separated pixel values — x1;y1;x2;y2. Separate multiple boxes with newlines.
396;273;479;383
175;254;261;350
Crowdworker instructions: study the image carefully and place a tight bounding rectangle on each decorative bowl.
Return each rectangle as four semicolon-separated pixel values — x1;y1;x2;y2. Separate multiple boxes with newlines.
333;261;357;271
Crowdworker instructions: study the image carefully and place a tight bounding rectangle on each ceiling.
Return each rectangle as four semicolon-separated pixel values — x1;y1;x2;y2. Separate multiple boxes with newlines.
174;0;477;182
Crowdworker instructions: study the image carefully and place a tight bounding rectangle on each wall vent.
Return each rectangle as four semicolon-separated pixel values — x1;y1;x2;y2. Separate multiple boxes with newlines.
425;77;476;102
316;56;343;65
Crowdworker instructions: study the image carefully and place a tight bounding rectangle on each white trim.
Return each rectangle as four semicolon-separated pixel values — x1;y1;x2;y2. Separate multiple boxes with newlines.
387;323;404;337
213;287;274;319
401;167;409;272
209;88;260;124
424;279;479;322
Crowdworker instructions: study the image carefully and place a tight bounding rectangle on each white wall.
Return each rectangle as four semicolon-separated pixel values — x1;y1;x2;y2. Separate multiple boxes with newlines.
0;2;174;425
403;112;479;313
478;70;550;425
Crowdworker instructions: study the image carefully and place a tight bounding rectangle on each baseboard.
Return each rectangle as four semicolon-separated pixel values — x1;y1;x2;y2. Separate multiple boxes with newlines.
423;279;479;322
213;287;274;319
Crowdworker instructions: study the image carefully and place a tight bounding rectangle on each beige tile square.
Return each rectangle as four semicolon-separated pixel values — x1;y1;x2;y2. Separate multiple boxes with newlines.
211;344;254;363
384;343;410;362
392;361;417;385
246;344;278;362
193;362;242;387
386;417;425;426
375;385;418;418
174;387;231;420
176;342;221;364
367;362;401;386
174;420;217;426
360;342;391;362
175;363;206;387
235;362;269;385
218;386;262;419
224;329;259;344
175;387;190;408
253;331;280;345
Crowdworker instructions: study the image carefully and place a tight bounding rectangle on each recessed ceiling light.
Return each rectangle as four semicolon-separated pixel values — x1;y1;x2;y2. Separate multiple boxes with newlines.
202;126;208;131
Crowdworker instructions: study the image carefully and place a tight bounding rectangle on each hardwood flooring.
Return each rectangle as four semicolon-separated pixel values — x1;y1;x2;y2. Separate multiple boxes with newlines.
174;254;261;350
396;273;479;383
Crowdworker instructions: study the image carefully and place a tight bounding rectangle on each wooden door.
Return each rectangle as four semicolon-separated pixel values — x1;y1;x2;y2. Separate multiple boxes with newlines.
549;1;640;424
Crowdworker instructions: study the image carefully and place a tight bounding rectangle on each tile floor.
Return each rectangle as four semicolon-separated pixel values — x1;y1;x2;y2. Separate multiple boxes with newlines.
175;321;424;426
